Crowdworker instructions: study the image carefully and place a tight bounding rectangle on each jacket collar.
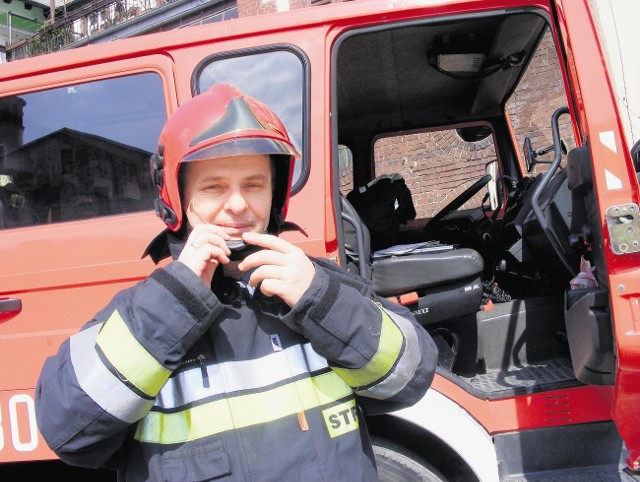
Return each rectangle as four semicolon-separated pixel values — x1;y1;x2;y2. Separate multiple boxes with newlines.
142;228;184;264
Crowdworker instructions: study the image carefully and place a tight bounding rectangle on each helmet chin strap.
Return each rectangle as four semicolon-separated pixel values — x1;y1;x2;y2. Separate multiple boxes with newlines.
268;207;285;234
228;226;268;261
228;244;262;261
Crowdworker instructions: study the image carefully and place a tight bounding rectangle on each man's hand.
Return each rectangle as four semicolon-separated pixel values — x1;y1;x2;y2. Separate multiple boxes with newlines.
238;232;315;307
178;224;232;285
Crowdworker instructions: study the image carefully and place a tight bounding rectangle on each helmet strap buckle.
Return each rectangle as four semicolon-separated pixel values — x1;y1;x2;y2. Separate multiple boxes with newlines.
154;199;177;227
150;145;165;189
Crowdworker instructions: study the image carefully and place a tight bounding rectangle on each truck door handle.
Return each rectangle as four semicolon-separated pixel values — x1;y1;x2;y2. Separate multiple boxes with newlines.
0;298;22;324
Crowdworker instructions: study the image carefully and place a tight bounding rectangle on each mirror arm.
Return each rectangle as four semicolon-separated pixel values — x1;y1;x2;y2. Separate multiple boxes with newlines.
529;106;575;276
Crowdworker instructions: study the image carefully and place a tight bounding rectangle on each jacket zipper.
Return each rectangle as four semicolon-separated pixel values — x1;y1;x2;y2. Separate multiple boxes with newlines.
179;354;210;388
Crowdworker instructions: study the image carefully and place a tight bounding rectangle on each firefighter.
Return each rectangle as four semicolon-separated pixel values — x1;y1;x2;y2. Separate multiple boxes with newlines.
35;83;438;481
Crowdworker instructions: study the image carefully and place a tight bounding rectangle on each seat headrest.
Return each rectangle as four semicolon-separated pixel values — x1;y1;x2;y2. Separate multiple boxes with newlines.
340;194;371;279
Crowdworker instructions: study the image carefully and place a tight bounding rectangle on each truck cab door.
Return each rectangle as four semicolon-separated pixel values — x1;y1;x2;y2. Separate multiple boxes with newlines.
0;55;176;463
553;0;640;471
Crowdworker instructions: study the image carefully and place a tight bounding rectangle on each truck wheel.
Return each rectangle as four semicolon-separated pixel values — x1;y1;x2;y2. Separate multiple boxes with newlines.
373;437;448;482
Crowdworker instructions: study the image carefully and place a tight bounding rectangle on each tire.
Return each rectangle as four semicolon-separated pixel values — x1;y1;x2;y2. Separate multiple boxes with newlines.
372;437;448;482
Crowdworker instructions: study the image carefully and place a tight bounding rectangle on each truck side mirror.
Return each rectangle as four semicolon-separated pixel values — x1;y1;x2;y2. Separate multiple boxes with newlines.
523;136;567;172
523;137;536;172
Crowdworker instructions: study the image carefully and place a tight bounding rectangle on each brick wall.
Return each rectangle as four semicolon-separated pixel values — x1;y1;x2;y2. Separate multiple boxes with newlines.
505;32;576;170
238;0;312;17
374;131;495;218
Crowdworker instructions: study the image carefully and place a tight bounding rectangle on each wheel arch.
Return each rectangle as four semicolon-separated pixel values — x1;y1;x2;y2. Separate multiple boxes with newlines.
366;388;500;482
367;415;479;482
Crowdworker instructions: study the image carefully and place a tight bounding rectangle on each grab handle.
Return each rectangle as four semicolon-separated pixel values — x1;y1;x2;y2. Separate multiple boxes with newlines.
0;298;22;324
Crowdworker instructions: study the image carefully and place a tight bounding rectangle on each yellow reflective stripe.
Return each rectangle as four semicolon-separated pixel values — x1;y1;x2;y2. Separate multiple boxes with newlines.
134;371;352;444
96;310;171;397
331;303;403;387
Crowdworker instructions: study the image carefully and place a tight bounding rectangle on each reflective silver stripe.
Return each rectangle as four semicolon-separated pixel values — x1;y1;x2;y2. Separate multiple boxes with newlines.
355;309;421;400
156;343;328;409
70;323;155;423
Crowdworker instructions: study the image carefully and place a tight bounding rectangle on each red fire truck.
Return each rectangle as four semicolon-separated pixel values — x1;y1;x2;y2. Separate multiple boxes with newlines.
0;0;638;480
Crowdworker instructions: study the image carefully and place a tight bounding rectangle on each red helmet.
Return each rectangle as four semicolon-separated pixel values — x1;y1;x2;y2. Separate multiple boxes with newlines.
150;83;299;233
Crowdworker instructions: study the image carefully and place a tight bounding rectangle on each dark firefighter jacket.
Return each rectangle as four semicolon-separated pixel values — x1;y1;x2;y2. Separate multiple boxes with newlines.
35;233;438;481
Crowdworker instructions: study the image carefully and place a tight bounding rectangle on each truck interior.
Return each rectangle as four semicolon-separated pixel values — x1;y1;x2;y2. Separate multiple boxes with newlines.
332;8;615;401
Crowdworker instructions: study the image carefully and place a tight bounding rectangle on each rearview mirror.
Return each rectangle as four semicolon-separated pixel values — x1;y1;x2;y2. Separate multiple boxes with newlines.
457;125;493;143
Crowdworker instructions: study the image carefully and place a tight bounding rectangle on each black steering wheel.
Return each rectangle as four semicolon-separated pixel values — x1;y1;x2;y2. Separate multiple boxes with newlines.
424;174;492;229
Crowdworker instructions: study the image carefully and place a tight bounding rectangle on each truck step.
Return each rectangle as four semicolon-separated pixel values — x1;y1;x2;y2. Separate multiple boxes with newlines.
460;357;578;397
507;467;640;481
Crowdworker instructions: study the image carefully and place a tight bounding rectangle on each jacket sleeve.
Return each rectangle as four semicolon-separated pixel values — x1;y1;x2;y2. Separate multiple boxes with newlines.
34;261;224;469
278;258;438;415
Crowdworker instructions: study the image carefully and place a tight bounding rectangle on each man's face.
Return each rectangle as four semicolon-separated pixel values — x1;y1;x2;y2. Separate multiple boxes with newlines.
183;154;273;238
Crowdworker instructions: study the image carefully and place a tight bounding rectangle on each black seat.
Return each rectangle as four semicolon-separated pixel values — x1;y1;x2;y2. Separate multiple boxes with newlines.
341;194;484;324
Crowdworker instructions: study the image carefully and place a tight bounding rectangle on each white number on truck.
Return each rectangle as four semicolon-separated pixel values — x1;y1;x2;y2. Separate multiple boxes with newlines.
0;394;39;452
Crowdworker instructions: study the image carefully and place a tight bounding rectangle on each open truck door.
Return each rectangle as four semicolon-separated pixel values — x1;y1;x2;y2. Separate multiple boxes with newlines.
553;0;640;471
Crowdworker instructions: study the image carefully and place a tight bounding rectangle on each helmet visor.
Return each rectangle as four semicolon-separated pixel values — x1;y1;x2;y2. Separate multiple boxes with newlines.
182;137;299;163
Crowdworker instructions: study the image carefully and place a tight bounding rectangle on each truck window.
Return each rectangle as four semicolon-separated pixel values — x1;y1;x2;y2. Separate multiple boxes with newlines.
338;144;354;195
0;73;165;229
505;28;575;174
373;128;497;219
195;48;307;191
